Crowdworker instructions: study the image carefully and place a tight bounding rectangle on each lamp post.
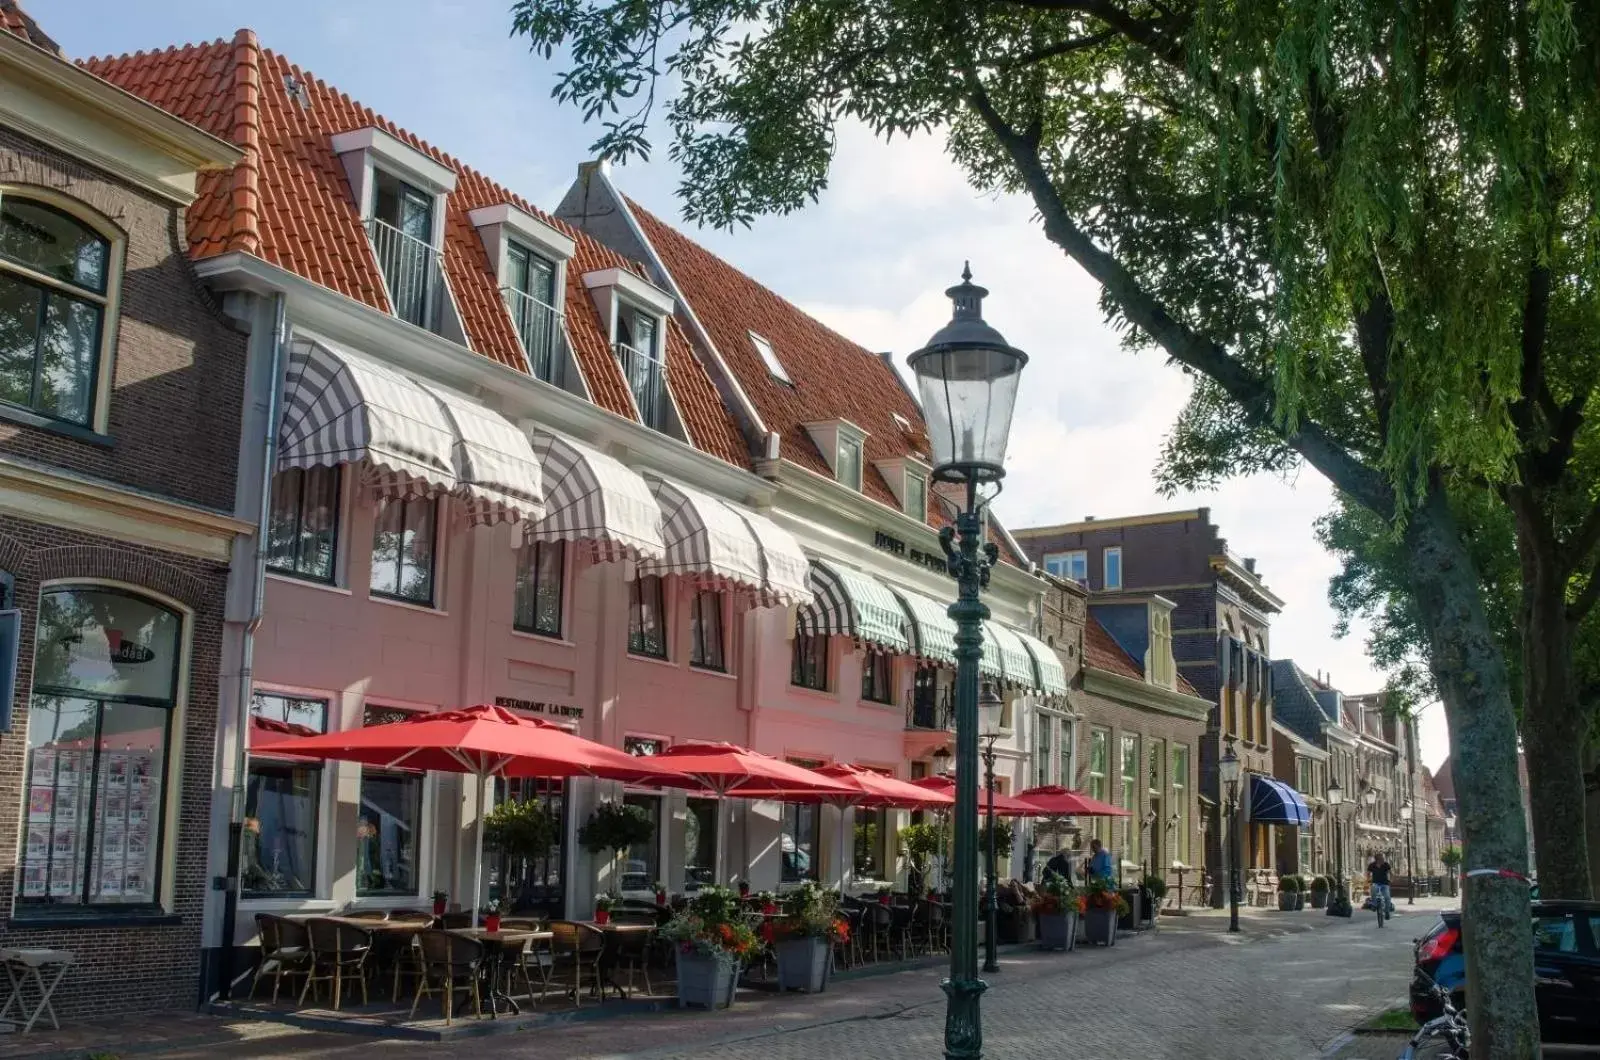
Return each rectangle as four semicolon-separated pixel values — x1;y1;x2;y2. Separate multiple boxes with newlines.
1399;800;1417;904
908;265;1027;1060
1218;737;1242;934
978;687;1003;974
1326;779;1344;911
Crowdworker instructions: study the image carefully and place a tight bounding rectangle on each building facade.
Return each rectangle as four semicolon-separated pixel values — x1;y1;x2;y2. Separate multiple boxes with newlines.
0;16;250;1017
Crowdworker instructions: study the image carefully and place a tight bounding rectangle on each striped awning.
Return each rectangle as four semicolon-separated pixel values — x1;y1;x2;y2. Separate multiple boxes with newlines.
418;383;543;527
526;431;664;562
987;621;1038;691
1017;630;1070;698
978;622;1006;682
642;477;765;596
738;511;813;607
892;586;958;666
796;559;912;653
278;337;457;497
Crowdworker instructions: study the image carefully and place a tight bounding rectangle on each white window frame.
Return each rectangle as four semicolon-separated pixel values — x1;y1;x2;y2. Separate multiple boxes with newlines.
836;434;864;491
348;699;438;907
904;470;928;520
1044;550;1088;584
748;330;791;383
1104;546;1123;590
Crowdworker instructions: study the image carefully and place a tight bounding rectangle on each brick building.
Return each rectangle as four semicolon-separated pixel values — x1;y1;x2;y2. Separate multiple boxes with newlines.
1015;509;1285;904
0;10;248;1017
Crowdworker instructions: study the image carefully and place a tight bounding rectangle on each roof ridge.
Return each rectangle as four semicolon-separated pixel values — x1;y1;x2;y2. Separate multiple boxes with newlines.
226;28;263;255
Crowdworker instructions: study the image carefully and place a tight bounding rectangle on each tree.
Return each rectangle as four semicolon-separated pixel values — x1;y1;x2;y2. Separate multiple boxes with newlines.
509;2;1600;1051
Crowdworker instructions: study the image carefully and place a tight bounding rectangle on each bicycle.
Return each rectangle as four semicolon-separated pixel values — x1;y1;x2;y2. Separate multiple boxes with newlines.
1399;971;1470;1059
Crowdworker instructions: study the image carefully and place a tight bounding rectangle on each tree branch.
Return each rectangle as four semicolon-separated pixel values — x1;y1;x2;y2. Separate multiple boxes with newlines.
961;75;1394;517
995;0;1186;64
1572;545;1600;623
1569;497;1600;592
992;28;1120;69
1353;287;1395;443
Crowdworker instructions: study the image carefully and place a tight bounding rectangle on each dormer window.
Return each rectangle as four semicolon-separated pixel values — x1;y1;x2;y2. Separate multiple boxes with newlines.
469;203;577;387
750;331;791;384
804;419;869;492
873;455;932;518
1045;550;1087;584
837;434;862;490
1104;546;1123;590
582;267;682;436
1148;605;1174;688
905;470;927;520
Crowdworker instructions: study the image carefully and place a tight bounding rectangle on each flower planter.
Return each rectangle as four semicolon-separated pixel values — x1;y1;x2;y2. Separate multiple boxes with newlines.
594;909;611;925
773;937;831;993
1293;892;1306;911
1037;912;1077;952
1116;889;1140;930
1326;897;1353;918
485;913;502;932
1310;891;1329;910
675;951;739;1010
1084;906;1118;947
1278;893;1296;911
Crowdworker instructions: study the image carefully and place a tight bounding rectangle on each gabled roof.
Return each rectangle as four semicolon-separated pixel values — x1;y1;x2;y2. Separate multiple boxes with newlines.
81;32;747;468
1271;659;1331;746
0;0;59;55
1083;614;1202;697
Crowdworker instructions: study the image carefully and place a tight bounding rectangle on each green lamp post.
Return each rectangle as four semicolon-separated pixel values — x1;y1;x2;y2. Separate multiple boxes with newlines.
907;265;1027;1060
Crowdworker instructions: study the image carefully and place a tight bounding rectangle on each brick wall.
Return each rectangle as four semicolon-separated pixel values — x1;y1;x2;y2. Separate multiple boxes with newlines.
0;515;228;1017
0;127;246;513
1015;511;1219;592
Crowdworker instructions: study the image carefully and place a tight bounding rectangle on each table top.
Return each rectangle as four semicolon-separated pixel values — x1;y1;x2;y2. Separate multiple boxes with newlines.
588;922;654;934
449;928;552;943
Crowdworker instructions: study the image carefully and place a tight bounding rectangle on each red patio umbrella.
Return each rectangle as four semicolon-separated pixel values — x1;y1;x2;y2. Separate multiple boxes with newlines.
910;775;1051;816
1015;784;1131;818
265;704;683;923
645;742;857;883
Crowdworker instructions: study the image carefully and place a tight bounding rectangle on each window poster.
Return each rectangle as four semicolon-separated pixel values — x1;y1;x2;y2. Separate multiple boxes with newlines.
91;750;154;902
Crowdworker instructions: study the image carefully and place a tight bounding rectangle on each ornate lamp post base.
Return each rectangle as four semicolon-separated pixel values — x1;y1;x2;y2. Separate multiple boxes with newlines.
941;975;989;1060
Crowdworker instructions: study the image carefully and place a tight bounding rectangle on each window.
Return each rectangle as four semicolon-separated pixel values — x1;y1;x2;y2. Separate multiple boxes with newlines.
1298;833;1313;873
905;473;927;520
1058;717;1074;792
1296;757;1315;795
836;436;863;491
860;650;893;704
0;195;111;426
627;575;668;659
243;693;327;898
506;242;560;381
1088;728;1109;844
684;798;718;892
854;806;886;879
357;707;424;897
1044;551;1087;584
689;590;725;671
1149;609;1173;688
1120;734;1140;862
267;467;340;583
370;494;437;605
1171;745;1189;863
1036;713;1053;787
910;665;946;728
513;541;564;637
616;309;668;430
20;588;180;910
621;793;660;894
782;801;819;882
749;331;791;384
791;631;829;691
1104;547;1123;590
490;775;566;908
370;170;437;328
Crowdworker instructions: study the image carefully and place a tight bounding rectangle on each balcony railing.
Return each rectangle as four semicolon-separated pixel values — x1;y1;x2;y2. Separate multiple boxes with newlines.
905;687;956;731
503;286;565;383
366;217;445;331
615;341;669;431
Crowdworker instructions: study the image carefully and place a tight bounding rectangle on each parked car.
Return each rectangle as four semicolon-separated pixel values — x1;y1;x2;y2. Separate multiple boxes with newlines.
1412;900;1600;1045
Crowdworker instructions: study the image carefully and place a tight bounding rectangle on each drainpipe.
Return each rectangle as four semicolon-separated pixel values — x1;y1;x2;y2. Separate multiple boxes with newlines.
217;292;288;1001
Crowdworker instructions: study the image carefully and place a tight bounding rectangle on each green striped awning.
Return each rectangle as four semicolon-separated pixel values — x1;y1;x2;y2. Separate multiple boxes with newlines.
890;586;958;666
795;560;912;654
1016;630;1070;699
978;622;1006;682
985;621;1035;689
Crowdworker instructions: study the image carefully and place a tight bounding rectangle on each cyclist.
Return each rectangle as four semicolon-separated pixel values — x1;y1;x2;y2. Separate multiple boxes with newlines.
1367;852;1394;919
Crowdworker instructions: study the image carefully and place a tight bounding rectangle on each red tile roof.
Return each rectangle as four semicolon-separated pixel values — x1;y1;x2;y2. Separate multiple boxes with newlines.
81;32;747;468
0;0;60;55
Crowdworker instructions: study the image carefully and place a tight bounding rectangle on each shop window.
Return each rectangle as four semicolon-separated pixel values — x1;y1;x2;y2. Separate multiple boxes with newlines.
490;776;566;912
513;541;564;637
621;792;660;894
782;801;819;882
1171;744;1189;863
860;649;892;704
684;797;717;892
1088;728;1109;844
689;590;725;671
356;706;423;897
243;692;327;898
371;494;437;605
19;588;181;910
854;806;887;879
1120;733;1140;862
266;467;340;583
790;631;829;691
627;575;668;659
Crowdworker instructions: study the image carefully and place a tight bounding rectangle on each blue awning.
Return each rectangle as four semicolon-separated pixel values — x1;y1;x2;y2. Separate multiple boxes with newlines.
1250;775;1311;826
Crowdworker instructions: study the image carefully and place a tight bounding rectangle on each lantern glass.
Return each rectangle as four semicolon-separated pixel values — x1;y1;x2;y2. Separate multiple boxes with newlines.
979;686;1005;738
1399;801;1413;821
1218;743;1242;787
932;746;954;777
1363;787;1378;806
1326;780;1343;807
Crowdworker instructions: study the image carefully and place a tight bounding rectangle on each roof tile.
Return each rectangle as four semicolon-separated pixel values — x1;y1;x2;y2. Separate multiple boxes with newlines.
1;0;61;55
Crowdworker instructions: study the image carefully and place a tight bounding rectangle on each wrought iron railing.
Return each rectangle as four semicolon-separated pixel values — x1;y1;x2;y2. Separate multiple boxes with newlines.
905;687;956;731
615;341;669;430
366;217;444;330
502;286;565;383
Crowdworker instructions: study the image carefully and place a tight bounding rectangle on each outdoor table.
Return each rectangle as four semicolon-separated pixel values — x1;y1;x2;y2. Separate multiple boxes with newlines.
447;929;548;1017
0;948;72;1034
586;922;654;999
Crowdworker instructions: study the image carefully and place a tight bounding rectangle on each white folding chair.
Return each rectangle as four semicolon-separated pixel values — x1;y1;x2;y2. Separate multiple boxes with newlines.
0;948;73;1034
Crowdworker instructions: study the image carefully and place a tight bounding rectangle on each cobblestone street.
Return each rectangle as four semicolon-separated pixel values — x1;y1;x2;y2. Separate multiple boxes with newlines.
100;902;1440;1060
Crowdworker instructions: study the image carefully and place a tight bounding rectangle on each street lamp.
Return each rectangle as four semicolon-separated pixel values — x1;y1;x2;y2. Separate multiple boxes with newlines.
908;265;1027;1060
1399;800;1416;905
933;745;953;893
1327;779;1344;913
1218;737;1242;934
978;686;1003;974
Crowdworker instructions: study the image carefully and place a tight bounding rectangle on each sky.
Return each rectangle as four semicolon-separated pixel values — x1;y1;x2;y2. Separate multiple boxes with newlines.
43;0;1452;771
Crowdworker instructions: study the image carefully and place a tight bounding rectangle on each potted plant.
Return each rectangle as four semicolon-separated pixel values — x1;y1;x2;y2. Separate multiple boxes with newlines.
662;885;757;1009
1441;845;1463;895
578;800;655;891
1140;874;1168;921
756;890;779;915
771;880;842;992
898;822;946;897
485;897;506;933
594;892;616;925
1294;875;1309;909
484;797;558;913
1029;871;1079;952
737;878;751;899
1309;875;1330;909
1326;876;1354;918
876;883;892;906
1277;874;1300;910
431;889;449;917
654;880;668;906
1083;877;1124;946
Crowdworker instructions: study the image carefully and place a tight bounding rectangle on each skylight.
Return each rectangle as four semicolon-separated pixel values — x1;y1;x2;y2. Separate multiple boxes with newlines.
892;412;912;432
749;331;791;383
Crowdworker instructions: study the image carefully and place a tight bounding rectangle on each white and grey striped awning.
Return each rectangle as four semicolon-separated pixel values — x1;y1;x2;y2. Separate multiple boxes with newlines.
1017;629;1070;699
978;622;1007;683
987;621;1039;692
278;337;457;497
796;559;912;653
525;431;664;563
640;479;813;606
740;511;812;607
891;586;958;666
418;383;544;527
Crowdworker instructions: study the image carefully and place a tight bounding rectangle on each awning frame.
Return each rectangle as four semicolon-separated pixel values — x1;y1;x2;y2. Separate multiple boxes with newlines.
797;559;912;654
1249;775;1312;826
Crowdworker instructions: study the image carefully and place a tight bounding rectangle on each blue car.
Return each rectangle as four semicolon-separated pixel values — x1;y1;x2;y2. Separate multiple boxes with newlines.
1411;900;1600;1045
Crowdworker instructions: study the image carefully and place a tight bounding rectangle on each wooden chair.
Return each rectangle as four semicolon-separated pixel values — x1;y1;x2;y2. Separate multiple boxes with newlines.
546;921;606;1006
368;925;424;1003
299;918;372;1010
410;930;483;1024
250;914;311;1004
607;912;657;996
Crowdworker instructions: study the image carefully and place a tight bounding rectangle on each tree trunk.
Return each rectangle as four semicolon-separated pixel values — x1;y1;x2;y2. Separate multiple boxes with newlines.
1406;484;1540;1059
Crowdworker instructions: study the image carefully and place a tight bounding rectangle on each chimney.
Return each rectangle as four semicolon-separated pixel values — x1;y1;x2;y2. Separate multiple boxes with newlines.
1085;515;1096;522
1243;557;1257;574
